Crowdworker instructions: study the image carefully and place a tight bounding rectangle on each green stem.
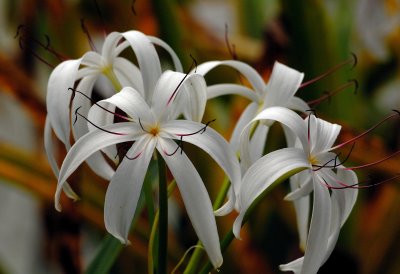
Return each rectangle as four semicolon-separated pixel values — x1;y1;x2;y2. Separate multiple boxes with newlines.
103;67;123;91
183;177;231;274
157;153;168;274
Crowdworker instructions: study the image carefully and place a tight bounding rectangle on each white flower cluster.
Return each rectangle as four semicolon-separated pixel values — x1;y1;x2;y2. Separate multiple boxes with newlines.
45;30;358;274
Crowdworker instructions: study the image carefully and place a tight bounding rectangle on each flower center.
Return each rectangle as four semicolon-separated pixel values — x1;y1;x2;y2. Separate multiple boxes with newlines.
309;154;319;166
150;126;159;136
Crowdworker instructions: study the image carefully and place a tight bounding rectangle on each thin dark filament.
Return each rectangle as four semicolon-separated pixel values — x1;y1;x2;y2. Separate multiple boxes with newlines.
80;18;98;52
163;137;183;156
138;118;150;133
94;0;107;37
125;151;142;160
308;79;358;106
300;53;358;89
167;55;198;105
19;38;55;68
16;25;66;61
74;106;126;135
332;110;400;150
225;23;237;60
175;119;216;137
68;87;131;122
312;142;355;171
345;149;400;170
323;174;400;189
131;0;137;15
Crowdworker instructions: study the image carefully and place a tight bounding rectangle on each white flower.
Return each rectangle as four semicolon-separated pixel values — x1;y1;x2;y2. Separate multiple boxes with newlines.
196;60;308;163
55;70;240;269
235;107;358;274
45;30;183;182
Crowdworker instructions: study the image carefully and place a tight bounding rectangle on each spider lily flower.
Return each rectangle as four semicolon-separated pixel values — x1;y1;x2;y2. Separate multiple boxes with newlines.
45;30;183;183
235;107;358;274
195;60;308;164
55;70;240;269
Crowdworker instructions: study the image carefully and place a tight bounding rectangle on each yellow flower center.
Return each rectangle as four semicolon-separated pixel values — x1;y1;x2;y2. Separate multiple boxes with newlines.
309;155;319;166
149;126;159;136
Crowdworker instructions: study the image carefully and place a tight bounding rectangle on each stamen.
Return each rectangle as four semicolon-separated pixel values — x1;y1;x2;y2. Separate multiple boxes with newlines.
94;0;107;37
74;107;126;135
307;79;358;106
80;18;98;52
225;23;238;60
322;174;400;189
331;110;400;150
175;119;216;137
68;87;132;122
138;118;150;134
167;56;198;105
312;143;355;171
300;53;358;89
131;0;137;15
345;150;400;170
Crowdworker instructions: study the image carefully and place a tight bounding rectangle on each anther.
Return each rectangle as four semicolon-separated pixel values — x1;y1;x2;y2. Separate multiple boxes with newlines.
225;23;238;60
307;79;358;106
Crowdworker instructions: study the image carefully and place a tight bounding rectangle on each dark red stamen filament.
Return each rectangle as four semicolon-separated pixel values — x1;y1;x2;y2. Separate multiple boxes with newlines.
332;110;400;150
323;174;400;189
225;23;237;60
80;18;98;52
313;143;355;171
307;79;358;106
300;53;357;89
345;150;400;170
167;56;198;105
68;87;131;122
74;106;126;135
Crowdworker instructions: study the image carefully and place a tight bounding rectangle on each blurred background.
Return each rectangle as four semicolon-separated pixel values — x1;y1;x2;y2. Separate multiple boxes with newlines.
0;0;399;273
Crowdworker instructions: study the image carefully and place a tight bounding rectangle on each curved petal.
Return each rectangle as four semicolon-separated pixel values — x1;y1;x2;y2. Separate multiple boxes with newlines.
240;107;308;170
158;138;223;268
307;115;341;154
181;74;207;122
55;123;143;211
104;136;156;243
148;36;183;72
299;175;331;274
248;123;269;165
234;148;309;238
88;86;153;126
44;117;79;201
121;31;163;102
207;84;259;102
195;60;265;93
287;96;309;113
262;61;304;106
46;59;82;147
151;71;207;123
113;57;144;93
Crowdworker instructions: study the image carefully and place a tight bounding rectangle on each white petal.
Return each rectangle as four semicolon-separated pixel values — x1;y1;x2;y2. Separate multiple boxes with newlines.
46;59;81;147
287;96;309;113
207;84;259;102
44;117;79;201
240;107;308;170
299;175;331;274
196;60;265;93
230;102;258;155
234;148;309;238
181;75;207;122
148;36;183;72
151;71;207;123
248;123;269;164
262;61;304;107
104;136;156;243
158;138;223;268
113;57;144;93
307;115;341;154
55;123;142;211
121;31;163;102
101;32;123;64
163;120;241;197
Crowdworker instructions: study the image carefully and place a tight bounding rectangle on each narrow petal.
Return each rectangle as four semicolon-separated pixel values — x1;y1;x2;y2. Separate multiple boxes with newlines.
56;123;143;211
262;61;304;107
307;115;341;154
121;31;163;102
207;84;259;102
158;138;223;268
248;123;269;164
148;36;183;72
196;60;265;93
287;96;309;113
104;136;156;243
113;57;144;93
163;120;241;197
299;175;331;274
240;107;308;170
234;148;309;238
46;59;81;147
44;117;79;201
